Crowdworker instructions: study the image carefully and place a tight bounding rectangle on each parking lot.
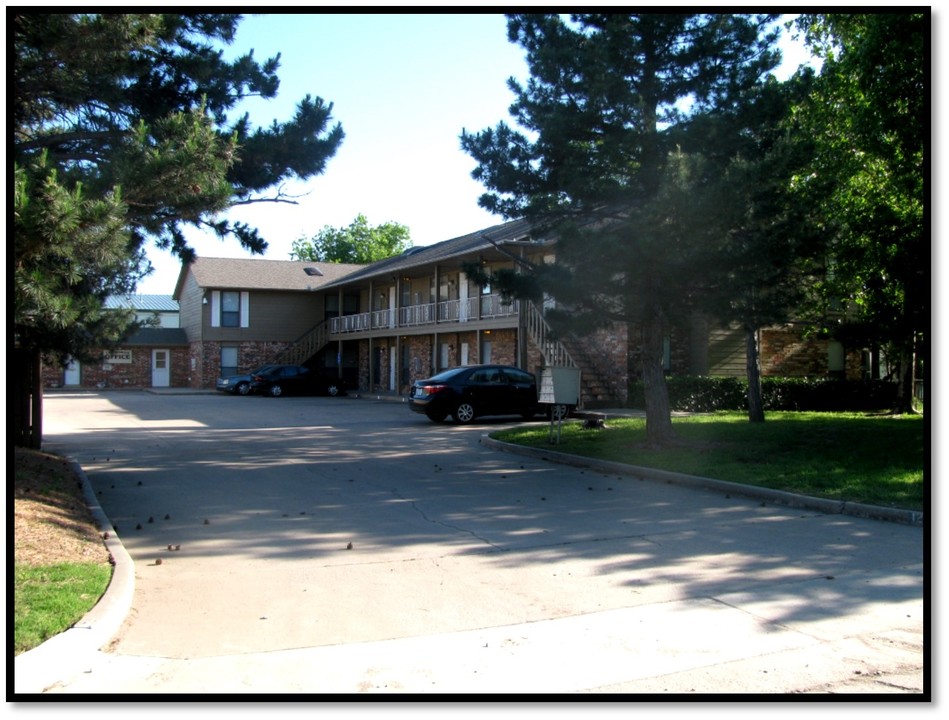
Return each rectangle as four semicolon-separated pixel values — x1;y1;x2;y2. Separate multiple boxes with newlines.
23;390;926;695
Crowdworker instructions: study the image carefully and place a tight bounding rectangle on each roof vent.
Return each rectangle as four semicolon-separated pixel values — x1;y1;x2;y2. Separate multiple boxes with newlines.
304;267;323;276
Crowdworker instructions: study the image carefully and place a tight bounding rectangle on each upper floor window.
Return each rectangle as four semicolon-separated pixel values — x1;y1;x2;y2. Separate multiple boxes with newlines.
221;291;241;327
210;290;249;328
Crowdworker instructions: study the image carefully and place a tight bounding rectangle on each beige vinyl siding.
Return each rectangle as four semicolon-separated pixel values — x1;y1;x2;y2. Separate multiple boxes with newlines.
177;273;204;338
707;324;746;376
203;290;324;342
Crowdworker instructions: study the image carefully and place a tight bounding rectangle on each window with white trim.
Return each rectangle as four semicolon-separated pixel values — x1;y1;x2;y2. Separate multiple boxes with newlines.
221;291;241;327
210;290;249;328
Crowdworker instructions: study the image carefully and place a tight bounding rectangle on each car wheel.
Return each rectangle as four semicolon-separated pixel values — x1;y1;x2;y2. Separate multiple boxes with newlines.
236;382;251;396
326;383;340;397
454;402;476;424
426;410;449;423
269;384;283;397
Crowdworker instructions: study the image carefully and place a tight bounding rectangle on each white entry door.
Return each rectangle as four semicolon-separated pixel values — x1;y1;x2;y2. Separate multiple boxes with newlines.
151;349;170;387
64;357;81;386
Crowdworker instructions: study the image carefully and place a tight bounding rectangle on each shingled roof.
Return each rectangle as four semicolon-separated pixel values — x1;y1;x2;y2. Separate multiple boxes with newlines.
316;217;539;289
174;257;365;296
172;218;544;296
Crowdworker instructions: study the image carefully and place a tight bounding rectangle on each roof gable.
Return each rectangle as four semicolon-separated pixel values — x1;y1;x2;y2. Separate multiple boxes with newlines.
174;257;365;296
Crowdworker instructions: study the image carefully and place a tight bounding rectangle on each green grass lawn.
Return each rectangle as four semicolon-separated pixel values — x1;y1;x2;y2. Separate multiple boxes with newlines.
493;411;925;512
14;562;113;655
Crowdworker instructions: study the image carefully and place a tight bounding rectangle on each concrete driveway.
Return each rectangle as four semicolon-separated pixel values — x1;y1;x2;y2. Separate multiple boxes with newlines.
18;391;926;695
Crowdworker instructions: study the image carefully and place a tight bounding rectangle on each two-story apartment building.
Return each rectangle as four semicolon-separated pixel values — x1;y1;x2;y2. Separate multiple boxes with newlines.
315;218;612;397
173;256;364;388
171;217;864;406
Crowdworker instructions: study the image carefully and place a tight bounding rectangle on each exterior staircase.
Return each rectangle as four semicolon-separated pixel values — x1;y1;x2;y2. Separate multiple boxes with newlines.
272;320;330;367
557;334;625;408
524;302;624;409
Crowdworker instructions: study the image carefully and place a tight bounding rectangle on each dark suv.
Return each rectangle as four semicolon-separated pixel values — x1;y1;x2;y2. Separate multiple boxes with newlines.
409;364;539;423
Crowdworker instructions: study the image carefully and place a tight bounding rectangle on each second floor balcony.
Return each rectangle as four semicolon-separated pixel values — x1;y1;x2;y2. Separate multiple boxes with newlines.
329;293;519;335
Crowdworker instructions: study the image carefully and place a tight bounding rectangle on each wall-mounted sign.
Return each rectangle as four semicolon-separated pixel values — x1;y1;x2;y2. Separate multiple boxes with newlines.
103;350;132;364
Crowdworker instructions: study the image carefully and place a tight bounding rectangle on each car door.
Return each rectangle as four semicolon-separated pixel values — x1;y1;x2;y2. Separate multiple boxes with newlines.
502;367;537;412
468;367;506;415
277;365;301;394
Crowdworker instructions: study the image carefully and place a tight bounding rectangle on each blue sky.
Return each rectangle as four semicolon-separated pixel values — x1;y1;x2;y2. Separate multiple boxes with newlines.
138;12;818;294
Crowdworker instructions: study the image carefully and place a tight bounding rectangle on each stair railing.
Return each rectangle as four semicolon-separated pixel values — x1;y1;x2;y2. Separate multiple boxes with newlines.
525;302;576;368
272;319;330;367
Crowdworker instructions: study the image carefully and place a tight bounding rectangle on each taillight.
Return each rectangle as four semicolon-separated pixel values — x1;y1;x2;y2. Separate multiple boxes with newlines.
417;384;446;398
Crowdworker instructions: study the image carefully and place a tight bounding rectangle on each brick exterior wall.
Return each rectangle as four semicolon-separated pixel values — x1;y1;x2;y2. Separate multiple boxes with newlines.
759;326;863;380
42;346;190;389
624;320;693;379
189;340;293;388
352;329;522;394
404;335;433;391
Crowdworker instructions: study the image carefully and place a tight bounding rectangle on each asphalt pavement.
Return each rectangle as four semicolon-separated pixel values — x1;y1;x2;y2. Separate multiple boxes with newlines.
12;390;927;698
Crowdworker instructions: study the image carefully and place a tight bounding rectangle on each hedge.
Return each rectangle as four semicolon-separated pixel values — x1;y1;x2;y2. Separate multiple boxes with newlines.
627;375;899;413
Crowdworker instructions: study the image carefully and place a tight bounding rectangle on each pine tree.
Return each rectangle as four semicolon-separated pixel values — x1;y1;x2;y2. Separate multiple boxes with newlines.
462;13;781;445
13;13;345;446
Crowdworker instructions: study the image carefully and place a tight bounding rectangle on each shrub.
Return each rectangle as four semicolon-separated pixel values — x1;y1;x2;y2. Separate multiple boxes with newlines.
627;376;898;413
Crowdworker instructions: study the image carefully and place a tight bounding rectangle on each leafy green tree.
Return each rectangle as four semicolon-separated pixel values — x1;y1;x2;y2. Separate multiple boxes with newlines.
684;73;825;422
13;13;344;446
793;13;926;413
461;13;781;445
290;214;412;264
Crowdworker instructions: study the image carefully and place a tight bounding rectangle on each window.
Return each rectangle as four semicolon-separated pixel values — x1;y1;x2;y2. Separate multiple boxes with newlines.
220;347;238;377
210;291;248;328
503;368;534;384
221;291;241;327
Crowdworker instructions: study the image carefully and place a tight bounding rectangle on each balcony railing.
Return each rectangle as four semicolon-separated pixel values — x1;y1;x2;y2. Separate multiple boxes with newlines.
329;293;519;335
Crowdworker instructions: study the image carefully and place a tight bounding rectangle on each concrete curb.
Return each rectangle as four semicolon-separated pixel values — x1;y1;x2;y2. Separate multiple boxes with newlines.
480;435;924;527
14;459;136;695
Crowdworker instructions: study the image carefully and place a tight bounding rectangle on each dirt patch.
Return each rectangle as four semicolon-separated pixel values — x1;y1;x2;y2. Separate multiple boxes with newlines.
13;447;111;567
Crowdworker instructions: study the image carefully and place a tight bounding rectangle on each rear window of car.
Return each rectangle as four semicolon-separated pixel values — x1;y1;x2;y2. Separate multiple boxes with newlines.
425;367;472;382
503;368;534;384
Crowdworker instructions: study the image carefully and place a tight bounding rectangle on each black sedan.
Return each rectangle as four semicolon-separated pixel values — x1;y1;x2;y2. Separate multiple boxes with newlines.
216;365;277;396
250;365;346;397
409;364;539;423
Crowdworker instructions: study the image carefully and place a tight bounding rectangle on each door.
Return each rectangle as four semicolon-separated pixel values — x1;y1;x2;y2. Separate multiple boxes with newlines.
64;357;81;386
389;346;397;391
151;349;170;387
459;272;469;322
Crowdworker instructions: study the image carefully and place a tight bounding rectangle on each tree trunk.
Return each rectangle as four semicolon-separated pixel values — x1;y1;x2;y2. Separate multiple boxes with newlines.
13;348;43;449
641;302;675;446
895;333;916;414
744;324;765;423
